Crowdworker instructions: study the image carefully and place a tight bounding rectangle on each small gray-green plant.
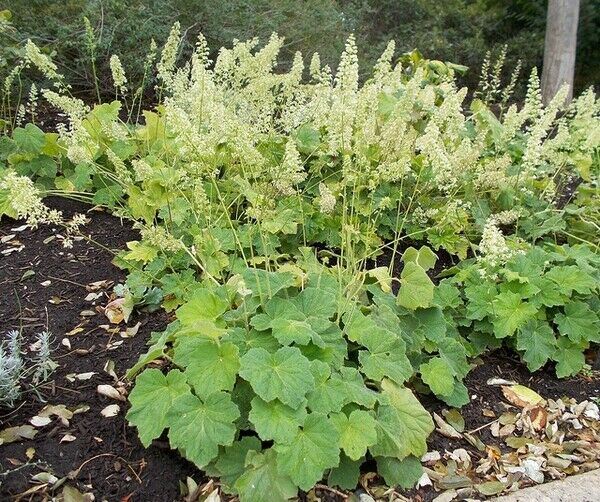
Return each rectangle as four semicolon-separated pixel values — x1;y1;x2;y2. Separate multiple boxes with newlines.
0;329;56;407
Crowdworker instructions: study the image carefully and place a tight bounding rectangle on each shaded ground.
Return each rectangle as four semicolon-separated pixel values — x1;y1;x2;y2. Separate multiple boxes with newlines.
1;199;599;501
0;198;195;501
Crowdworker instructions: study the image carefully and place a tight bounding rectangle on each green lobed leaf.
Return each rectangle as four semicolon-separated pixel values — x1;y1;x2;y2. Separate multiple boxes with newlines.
516;320;556;371
552;337;586;378
492;292;538;339
126;369;191;447
249;397;307;443
546;266;597;296
239;346;315;409
167;391;239;468
330;410;377;460
174;337;240;397
397;262;435;310
327;454;362;490
554;301;600;344
370;379;434;459
376;455;423;489
420;357;454;397
235;449;297;502
176;288;229;324
214;436;262;493
306;360;347;413
274;413;341;491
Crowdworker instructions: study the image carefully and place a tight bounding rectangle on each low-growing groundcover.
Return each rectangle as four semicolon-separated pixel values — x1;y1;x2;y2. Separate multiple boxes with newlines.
1;27;599;500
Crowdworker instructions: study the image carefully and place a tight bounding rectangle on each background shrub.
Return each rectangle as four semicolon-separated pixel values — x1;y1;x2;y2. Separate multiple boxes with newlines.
3;0;599;102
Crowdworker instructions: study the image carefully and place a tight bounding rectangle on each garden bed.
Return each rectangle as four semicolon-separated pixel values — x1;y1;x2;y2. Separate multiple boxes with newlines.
2;199;599;501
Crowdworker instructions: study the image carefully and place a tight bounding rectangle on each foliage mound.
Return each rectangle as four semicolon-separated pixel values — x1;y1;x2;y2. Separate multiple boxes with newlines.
0;29;599;498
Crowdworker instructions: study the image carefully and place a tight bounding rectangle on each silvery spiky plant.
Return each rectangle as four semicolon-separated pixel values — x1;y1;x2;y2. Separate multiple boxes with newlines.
0;330;24;406
0;330;56;407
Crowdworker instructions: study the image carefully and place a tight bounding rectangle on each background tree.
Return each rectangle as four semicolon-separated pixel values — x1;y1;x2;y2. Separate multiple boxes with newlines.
541;0;580;104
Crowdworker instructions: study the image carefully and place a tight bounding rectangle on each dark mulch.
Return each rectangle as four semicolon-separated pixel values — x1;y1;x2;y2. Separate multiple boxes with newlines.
0;198;195;501
1;198;599;501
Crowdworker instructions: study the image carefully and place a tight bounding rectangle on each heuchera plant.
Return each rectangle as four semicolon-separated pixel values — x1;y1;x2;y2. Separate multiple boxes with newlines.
126;268;441;500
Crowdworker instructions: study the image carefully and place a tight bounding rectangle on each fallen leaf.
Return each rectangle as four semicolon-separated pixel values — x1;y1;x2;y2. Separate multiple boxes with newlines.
26;447;35;460
530;406;548;430
422;451;441;463
476;480;507;496
62;484;87;502
104;298;132;324
121;321;141;338
443;409;465;432
86;280;113;291
487;377;518;386
60;434;77;443
432;489;457;502
31;472;59;484
463;433;486;452
84;292;103;302
103;360;118;381
434;413;462;439
501;384;545;408
0;425;38;444
101;404;120;417
30;416;53;427
66;327;85;337
97;384;125;401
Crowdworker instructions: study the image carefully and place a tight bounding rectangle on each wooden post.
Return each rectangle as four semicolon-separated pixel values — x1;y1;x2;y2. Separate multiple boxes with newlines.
541;0;580;104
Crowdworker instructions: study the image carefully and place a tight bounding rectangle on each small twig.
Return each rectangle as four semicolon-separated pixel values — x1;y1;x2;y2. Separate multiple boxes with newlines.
315;484;349;499
468;417;500;434
44;274;88;288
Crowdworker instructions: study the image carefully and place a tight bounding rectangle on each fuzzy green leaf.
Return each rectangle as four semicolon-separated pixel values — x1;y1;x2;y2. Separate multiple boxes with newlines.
327;454;362;490
275;413;341;490
339;366;378;408
330;410;377;460
239;347;315;409
359;337;412;385
554;301;599;344
249;397;307;443
214;436;262;493
492;292;538;339
546;266;597;296
306;360;347;413
235;449;297;502
397;262;435;310
516;321;556;371
176;289;229;324
370;379;434;459
174;337;239;397
376;455;423;489
402;246;437;271
553;337;586;378
464;283;497;320
167;392;239;468
126;369;191;447
420;358;454;397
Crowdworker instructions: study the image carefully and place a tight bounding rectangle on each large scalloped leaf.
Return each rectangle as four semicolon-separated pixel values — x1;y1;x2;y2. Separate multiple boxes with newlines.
239;346;315;408
126;369;191;447
235;449;297;502
370;379;434;459
274;413;341;490
330;410;377;460
397;262;435;310
174;337;239;397
167;392;239;468
249;397;307;443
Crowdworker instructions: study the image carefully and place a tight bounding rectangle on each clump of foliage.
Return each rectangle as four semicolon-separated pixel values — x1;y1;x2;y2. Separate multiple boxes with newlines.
0;28;599;496
0;330;56;407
